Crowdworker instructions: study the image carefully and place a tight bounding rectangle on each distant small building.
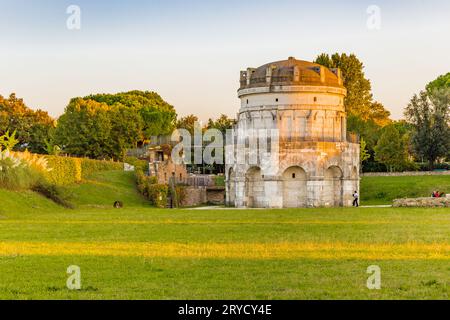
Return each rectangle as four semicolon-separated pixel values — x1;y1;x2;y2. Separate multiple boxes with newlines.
127;139;225;207
147;145;188;184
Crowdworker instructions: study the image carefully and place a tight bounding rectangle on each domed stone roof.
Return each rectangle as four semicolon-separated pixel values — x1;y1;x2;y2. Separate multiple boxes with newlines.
239;57;344;89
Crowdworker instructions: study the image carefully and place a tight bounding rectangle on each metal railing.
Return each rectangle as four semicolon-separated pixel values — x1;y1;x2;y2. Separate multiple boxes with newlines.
175;175;215;187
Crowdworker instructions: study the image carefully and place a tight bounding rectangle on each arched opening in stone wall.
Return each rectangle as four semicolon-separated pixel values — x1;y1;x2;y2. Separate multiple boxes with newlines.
245;166;264;208
228;168;236;206
324;166;343;207
282;166;307;208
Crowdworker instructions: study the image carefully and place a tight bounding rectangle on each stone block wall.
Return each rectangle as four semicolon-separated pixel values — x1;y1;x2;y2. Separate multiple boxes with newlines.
180;187;207;207
179;187;225;207
206;188;225;205
152;161;188;184
393;197;450;207
363;171;450;177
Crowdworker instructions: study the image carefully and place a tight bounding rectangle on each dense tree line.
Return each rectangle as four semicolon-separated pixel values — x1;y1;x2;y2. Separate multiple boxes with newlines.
0;94;55;154
54;91;177;160
315;53;449;171
405;86;450;169
314;53;393;171
1;91;177;161
1;64;448;171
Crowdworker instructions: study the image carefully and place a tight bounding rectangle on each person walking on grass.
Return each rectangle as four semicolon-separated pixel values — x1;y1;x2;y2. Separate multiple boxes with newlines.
353;191;359;207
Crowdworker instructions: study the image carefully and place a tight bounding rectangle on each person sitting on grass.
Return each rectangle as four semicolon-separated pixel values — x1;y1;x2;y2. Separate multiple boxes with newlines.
432;191;445;198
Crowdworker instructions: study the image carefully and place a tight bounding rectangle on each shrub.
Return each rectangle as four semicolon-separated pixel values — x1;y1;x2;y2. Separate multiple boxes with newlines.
135;168;168;207
418;162;450;171
44;156;82;185
136;168;148;196
147;184;168;208
135;168;146;184
10;150;50;175
401;161;420;172
173;185;187;207
80;158;122;178
362;161;387;173
43;156;122;185
32;182;74;208
213;175;225;187
0;152;42;190
124;156;148;172
363;160;420;173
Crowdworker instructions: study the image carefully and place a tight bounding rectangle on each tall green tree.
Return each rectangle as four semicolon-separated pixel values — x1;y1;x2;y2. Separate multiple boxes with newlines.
55;91;174;160
426;72;450;94
314;53;375;117
404;90;450;169
86;90;176;139
374;125;408;172
176;114;200;136
427;73;450;161
55;98;113;159
360;137;371;164
0;93;55;153
346;114;381;151
109;104;144;159
207;114;235;134
368;101;391;127
315;53;393;172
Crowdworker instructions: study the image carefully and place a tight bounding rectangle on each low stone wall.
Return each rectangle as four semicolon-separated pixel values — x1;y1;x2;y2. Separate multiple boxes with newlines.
180;187;207;207
206;187;225;205
363;171;450;177
179;186;225;207
393;197;450;208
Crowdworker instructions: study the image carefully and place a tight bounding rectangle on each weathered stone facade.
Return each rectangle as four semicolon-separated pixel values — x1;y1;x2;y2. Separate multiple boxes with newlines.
179;186;225;207
225;57;360;208
148;146;188;184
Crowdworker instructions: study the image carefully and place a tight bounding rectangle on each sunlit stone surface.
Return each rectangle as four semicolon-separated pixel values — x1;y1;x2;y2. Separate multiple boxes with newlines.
226;57;360;208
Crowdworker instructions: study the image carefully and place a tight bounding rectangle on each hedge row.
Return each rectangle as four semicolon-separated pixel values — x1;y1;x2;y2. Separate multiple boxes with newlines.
124;156;149;172
45;156;82;185
147;184;169;208
44;156;122;185
363;161;450;173
81;158;123;178
136;168;169;208
135;168;188;208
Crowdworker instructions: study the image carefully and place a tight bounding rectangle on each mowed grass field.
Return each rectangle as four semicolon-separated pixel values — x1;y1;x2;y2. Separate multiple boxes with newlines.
0;171;449;299
361;174;450;205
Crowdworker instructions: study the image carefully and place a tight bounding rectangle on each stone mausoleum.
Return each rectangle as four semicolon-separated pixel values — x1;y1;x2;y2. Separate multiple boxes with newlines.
225;57;360;208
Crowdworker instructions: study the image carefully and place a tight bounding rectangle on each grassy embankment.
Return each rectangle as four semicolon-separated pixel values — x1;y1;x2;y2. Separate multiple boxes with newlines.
361;175;450;205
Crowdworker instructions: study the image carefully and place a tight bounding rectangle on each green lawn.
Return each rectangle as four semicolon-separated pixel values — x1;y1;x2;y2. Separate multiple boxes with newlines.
0;171;449;299
361;175;450;205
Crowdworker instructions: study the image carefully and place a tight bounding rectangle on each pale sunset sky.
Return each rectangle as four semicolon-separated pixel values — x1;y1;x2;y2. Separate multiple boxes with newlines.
1;0;449;121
